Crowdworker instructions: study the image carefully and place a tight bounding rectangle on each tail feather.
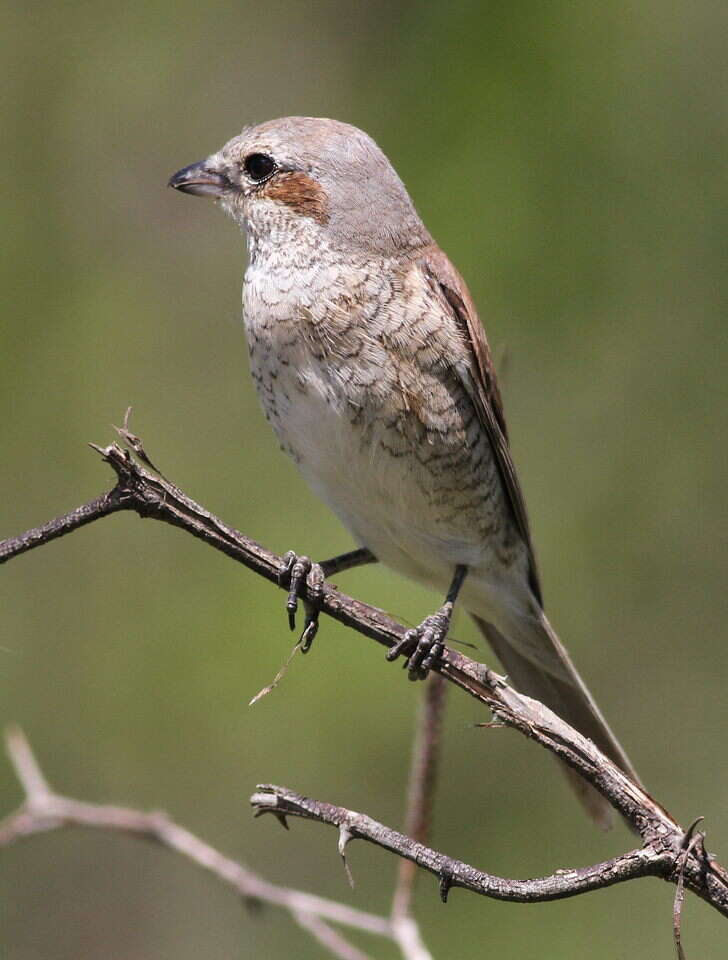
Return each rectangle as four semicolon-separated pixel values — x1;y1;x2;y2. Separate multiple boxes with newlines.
471;610;640;829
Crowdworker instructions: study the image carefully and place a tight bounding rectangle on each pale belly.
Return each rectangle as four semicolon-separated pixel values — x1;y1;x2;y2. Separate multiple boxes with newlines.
248;335;529;616
288;379;486;585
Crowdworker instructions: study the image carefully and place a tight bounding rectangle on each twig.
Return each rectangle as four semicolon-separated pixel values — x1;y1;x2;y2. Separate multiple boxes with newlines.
0;487;127;563
390;676;446;960
673;819;705;960
0;728;390;960
294;911;373;960
251;783;683;906
1;433;727;927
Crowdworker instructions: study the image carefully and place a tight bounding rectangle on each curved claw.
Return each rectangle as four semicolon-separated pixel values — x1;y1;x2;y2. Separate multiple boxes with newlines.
386;634;411;663
300;617;319;653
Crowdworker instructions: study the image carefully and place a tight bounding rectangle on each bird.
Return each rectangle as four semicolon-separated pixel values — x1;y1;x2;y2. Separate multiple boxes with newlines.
169;116;639;826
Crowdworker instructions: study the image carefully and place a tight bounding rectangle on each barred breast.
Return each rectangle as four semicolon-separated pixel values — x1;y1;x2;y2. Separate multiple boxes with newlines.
242;249;524;595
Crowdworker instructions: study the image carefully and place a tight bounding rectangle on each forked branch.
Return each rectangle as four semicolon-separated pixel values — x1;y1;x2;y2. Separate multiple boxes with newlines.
0;728;392;960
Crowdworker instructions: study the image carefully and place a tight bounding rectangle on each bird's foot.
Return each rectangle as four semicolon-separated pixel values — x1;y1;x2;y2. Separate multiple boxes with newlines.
279;551;325;652
386;602;453;681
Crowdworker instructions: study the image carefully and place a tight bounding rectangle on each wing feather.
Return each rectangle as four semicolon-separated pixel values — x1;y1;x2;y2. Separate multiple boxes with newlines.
418;246;542;605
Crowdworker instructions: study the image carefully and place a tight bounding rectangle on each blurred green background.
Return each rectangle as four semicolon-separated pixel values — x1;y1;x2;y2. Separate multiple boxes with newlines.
2;1;727;956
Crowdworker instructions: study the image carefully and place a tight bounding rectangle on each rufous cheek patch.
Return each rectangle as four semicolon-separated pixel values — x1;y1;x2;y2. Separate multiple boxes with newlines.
265;172;330;225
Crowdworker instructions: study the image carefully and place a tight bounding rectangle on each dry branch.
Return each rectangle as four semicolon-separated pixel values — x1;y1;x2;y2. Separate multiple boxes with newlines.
389;674;446;960
2;431;727;946
396;676;447;900
251;783;669;902
0;728;391;960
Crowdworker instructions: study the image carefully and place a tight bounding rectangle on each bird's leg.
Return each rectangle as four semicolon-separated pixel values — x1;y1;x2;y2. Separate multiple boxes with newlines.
386;565;468;681
279;547;377;652
318;547;378;578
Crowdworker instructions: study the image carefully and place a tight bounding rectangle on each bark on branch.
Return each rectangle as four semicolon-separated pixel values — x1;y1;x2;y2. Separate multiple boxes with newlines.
2;431;727;943
250;783;670;903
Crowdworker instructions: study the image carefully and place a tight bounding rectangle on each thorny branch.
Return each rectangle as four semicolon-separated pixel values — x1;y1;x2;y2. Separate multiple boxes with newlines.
2;430;728;951
251;783;671;902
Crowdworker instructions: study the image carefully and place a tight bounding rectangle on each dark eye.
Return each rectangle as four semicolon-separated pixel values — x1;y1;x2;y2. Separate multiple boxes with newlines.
244;153;276;182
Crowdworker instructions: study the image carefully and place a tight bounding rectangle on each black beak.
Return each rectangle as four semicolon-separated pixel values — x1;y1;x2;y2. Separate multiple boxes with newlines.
168;161;232;198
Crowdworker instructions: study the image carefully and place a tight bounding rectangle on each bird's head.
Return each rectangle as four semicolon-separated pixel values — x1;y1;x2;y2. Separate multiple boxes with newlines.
168;117;430;256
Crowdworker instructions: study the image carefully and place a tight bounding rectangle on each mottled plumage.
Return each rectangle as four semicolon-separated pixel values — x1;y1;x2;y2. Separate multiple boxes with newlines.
170;117;639;826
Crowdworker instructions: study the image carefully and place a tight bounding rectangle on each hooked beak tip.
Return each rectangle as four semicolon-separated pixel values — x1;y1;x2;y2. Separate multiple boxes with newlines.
168;161;232;198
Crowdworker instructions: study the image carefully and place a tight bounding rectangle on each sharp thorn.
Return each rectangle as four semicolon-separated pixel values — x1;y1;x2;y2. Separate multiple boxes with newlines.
338;825;355;888
273;812;289;831
439;871;453;903
300;619;318;653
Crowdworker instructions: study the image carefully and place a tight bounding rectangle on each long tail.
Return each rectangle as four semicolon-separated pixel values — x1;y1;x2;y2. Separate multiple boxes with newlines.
471;609;640;829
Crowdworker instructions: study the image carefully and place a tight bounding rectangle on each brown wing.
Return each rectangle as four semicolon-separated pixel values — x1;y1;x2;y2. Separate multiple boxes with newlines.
418;246;543;606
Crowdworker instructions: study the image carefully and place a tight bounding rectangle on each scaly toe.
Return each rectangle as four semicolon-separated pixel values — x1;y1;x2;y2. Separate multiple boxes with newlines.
385;628;417;663
300;562;324;652
420;640;445;674
279;552;324;639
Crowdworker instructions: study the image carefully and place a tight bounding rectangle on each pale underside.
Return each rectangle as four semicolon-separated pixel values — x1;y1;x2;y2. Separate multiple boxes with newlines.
242;242;553;672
